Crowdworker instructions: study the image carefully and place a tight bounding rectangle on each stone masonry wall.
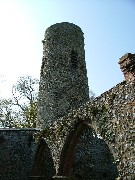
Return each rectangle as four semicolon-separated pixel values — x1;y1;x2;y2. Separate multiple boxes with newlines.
37;22;89;128
71;127;118;179
0;129;38;180
39;80;134;179
31;138;56;179
1;22;134;180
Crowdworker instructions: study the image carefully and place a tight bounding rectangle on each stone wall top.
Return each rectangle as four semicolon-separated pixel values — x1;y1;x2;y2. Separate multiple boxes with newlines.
118;53;135;82
0;128;40;131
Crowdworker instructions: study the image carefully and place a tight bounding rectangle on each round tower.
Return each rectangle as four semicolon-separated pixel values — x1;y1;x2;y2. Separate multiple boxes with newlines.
37;22;89;128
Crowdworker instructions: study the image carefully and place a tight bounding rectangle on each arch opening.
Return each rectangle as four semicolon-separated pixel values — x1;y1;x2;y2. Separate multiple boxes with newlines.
58;120;118;179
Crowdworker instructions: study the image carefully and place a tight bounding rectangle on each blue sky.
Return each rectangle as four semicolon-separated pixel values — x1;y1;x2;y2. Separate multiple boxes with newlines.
0;0;135;97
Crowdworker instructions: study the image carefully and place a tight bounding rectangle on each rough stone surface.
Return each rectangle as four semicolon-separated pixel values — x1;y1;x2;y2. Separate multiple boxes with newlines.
119;53;135;82
0;22;134;180
37;22;89;128
31;138;56;179
41;80;134;180
0;129;38;180
71;127;118;179
36;22;134;179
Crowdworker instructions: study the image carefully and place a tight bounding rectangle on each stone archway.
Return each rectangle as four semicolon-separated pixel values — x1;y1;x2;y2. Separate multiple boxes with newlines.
58;120;118;180
30;138;56;179
58;120;88;176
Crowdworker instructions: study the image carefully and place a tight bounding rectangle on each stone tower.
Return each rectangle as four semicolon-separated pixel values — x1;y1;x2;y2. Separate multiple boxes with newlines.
37;22;89;128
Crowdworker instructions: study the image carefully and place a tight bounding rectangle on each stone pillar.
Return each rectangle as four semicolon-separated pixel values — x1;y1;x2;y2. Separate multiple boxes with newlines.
37;22;89;128
118;53;135;82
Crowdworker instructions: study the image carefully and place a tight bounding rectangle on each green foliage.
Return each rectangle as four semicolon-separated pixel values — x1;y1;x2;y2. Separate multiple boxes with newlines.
0;75;96;129
0;98;13;127
0;75;39;128
24;101;37;128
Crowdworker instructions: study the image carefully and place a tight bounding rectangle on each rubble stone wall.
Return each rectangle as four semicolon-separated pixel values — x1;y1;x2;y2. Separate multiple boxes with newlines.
0;22;134;180
71;126;118;180
42;80;134;179
0;129;38;180
37;22;89;128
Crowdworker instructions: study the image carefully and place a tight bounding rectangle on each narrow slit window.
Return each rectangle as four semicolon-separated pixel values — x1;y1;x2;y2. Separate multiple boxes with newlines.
71;50;78;68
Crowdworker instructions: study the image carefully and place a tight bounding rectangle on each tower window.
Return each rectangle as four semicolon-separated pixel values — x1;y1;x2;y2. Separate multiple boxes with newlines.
71;50;78;68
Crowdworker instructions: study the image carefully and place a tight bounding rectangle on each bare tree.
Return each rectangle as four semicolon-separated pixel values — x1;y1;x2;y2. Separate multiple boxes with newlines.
0;75;39;128
12;75;39;128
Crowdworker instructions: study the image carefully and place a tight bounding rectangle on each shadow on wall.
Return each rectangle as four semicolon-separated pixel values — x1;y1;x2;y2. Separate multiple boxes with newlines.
59;121;118;180
0;129;39;180
31;138;56;180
